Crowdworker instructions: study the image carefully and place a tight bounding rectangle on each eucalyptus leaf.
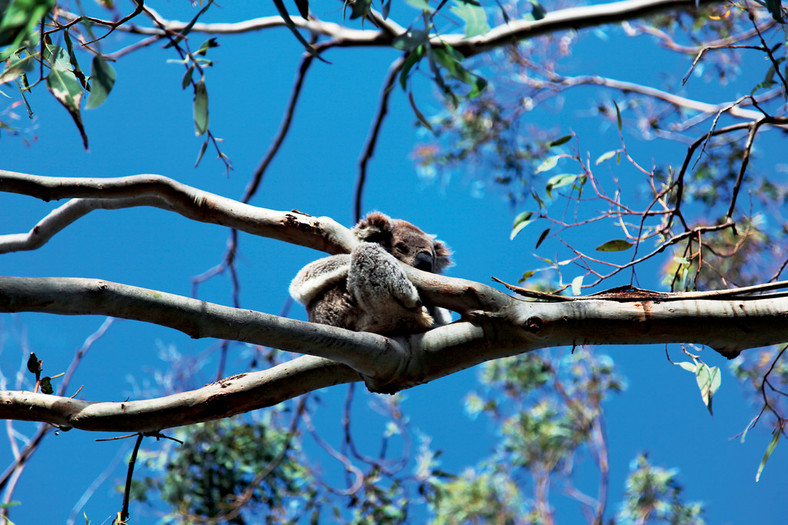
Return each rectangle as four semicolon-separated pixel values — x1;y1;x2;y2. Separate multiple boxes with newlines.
86;56;115;109
193;79;209;136
595;239;633;252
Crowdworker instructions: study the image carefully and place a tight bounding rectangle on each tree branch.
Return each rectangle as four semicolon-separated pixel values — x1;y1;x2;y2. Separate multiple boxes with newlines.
0;170;356;255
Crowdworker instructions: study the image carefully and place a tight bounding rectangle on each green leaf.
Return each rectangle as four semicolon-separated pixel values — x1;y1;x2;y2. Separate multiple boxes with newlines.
549;135;572;147
450;0;490;38
535;227;550;249
0;0;55;59
595;149;618;165
511;211;534;240
676;361;697;373
613;99;622;131
756;426;781;481
86;56;115;109
182;65;194;89
695;363;721;415
518;270;535;283
46;45;88;148
196;37;219;56
399;44;425;90
164;0;214;49
271;0;326;62
595;239;633;252
392;29;428;52
40;376;53;394
571;275;583;295
194;138;208;167
535;154;561;173
347;0;372;19
193;79;209;136
62;30;87;89
404;0;432;11
545;173;577;198
0;49;36;85
529;0;547;20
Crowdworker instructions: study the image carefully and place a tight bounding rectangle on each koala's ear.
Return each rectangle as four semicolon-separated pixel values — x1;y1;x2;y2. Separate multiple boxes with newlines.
353;211;394;246
433;240;453;272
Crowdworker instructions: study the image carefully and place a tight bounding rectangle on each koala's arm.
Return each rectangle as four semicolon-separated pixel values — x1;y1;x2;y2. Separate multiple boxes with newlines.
347;243;437;334
348;243;421;310
289;254;351;307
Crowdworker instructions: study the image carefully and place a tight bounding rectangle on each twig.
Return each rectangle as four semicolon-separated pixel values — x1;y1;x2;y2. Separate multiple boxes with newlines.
119;433;145;523
355;56;405;222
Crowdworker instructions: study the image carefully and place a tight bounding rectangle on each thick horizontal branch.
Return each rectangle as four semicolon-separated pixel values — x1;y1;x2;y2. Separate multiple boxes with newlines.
0;170;356;255
0;276;406;382
0;356;359;432
1;272;787;431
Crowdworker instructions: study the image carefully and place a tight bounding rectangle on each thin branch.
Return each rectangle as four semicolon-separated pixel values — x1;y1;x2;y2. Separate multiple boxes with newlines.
119;433;145;523
355;56;405;222
243;45;318;204
0;171;357;255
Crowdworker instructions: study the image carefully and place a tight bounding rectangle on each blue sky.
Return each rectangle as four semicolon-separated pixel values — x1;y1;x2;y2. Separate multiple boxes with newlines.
1;1;786;523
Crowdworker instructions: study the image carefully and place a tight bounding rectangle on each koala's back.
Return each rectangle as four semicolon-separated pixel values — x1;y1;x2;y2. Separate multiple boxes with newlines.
290;212;452;336
306;281;359;331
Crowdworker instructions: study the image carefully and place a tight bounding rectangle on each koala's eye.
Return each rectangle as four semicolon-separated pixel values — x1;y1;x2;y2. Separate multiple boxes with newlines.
414;251;434;272
394;242;410;255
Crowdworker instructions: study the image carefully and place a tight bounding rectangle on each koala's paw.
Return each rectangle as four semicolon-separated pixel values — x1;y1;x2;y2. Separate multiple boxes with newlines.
416;307;434;329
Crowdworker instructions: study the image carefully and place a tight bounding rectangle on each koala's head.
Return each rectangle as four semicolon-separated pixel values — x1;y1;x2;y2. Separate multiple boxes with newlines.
353;212;452;273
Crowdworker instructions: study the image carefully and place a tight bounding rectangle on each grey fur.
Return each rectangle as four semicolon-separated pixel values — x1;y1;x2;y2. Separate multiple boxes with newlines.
289;212;452;335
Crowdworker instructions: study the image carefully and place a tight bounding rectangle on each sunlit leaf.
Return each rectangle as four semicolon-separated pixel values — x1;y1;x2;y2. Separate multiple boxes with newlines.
511;211;534;240
404;0;432;11
595;239;633;252
0;49;36;85
193;79;209;136
536;155;561;173
695;363;721;415
518;270;535;283
595;149;618;165
399;44;424;90
450;0;490;38
571;275;583;295
755;426;780;482
0;0;55;59
676;361;696;373
46;45;88;148
545;173;577;198
86;56;115;109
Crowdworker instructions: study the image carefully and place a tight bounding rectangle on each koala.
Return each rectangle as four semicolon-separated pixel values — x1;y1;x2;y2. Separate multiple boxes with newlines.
289;212;452;335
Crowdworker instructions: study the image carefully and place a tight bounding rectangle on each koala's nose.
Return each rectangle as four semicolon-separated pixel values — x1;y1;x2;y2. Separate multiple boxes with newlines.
414;252;434;272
